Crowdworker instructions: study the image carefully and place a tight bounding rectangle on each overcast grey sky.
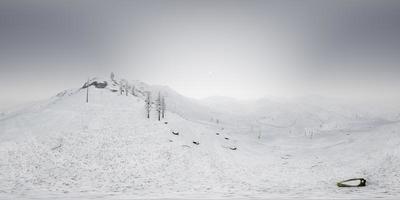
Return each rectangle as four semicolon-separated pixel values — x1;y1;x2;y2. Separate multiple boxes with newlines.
1;0;400;110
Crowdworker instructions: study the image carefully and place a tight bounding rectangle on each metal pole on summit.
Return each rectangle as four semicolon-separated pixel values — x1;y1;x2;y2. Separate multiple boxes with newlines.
86;78;89;103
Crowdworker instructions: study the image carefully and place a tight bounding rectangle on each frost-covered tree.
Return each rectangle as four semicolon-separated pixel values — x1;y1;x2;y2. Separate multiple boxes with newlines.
125;84;129;96
156;92;162;121
119;81;123;95
110;72;115;81
145;92;152;119
132;86;136;96
161;96;166;118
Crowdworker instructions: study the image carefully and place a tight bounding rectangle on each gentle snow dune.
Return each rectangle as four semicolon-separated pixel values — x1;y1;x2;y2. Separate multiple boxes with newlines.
0;78;400;199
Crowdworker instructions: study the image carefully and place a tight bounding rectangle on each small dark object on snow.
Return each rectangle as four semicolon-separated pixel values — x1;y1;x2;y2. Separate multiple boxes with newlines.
216;133;220;135
110;89;118;92
193;141;200;145
172;131;179;135
337;178;366;187
164;122;168;124
230;147;237;150
51;144;62;151
224;137;229;140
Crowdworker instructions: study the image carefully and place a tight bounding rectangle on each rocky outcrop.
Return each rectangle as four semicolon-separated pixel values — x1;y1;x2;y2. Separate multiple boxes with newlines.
82;81;108;89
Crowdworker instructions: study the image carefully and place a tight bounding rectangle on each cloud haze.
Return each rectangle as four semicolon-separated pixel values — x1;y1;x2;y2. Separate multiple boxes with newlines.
1;0;400;110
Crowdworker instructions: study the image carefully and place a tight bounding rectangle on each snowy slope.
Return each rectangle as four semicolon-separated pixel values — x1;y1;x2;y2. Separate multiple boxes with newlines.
0;77;400;199
201;95;399;138
0;78;244;199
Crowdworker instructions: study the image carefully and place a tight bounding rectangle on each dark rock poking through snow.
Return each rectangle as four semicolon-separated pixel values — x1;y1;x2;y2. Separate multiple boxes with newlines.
82;81;108;89
172;131;179;135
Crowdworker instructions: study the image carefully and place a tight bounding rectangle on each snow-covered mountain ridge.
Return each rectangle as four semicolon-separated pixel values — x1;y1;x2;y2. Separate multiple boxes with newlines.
0;75;400;199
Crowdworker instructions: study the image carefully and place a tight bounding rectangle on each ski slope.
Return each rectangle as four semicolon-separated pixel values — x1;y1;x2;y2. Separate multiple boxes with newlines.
0;77;400;199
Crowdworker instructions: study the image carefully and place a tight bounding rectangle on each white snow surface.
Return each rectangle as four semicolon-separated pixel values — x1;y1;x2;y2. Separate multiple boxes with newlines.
0;77;400;199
